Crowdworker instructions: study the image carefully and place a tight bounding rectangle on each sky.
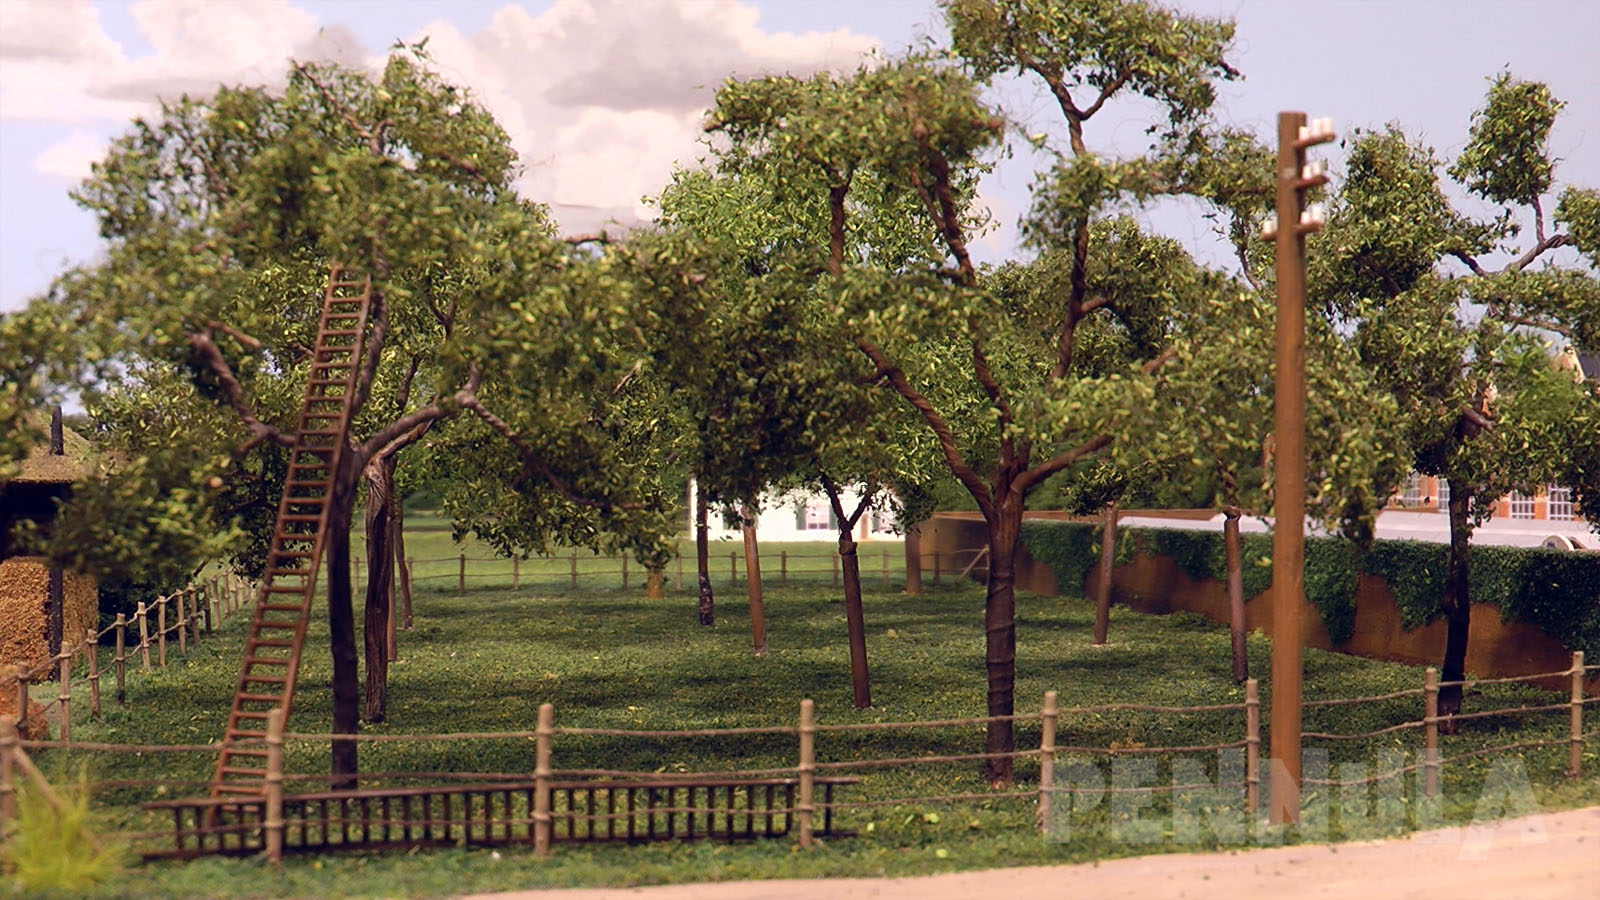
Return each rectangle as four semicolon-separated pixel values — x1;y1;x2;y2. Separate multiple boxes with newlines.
1;0;1597;314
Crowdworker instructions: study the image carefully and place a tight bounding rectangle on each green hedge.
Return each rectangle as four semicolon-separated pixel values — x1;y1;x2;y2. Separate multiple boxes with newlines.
1019;521;1600;655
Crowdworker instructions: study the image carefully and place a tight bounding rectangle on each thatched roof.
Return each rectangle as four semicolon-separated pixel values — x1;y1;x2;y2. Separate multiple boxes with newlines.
5;416;98;484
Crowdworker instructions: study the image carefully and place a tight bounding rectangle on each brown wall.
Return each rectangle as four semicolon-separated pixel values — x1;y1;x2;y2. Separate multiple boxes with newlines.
923;513;1596;692
0;556;98;670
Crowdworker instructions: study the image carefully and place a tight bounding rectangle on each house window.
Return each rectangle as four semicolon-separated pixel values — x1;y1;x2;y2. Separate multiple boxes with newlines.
1507;491;1534;519
1548;485;1574;521
797;502;835;531
1401;473;1423;506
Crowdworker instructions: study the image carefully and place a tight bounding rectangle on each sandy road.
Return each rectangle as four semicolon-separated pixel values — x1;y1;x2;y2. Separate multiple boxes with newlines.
460;806;1600;900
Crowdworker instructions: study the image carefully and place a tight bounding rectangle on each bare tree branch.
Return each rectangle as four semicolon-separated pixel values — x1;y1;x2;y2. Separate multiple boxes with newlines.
356;368;481;465
1504;233;1569;274
563;231;617;246
294;61;383;156
1014;434;1114;496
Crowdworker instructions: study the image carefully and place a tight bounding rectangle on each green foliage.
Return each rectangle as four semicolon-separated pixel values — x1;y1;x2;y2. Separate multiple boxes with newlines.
1023;521;1600;653
1449;73;1561;207
0;769;128;896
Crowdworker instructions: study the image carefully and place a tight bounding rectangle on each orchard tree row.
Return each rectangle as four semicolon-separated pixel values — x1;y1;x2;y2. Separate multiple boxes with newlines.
2;0;1596;782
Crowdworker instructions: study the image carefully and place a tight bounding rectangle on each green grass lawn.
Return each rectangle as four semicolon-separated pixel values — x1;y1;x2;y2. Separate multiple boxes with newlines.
15;564;1598;899
363;513;914;592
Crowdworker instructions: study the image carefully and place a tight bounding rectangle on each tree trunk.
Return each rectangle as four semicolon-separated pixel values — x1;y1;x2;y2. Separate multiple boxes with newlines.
903;523;923;595
983;502;1021;785
646;567;664;600
361;456;396;724
741;509;767;655
1092;500;1117;645
1224;508;1247;683
838;532;872;709
1439;485;1475;729
392;493;412;632
325;458;361;788
696;488;714;626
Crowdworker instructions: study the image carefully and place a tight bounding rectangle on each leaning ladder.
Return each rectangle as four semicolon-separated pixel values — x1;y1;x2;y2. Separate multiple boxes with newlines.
210;267;372;799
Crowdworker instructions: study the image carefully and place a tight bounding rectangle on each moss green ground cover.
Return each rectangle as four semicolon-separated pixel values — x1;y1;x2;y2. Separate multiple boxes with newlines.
14;538;1597;899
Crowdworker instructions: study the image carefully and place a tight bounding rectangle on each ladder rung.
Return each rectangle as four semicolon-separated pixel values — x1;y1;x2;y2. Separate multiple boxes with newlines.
307;379;349;386
248;639;295;648
236;693;283;703
256;622;297;630
227;729;267;739
225;748;270;758
243;675;288;685
244;656;290;666
329;280;368;288
219;766;267;776
281;514;323;522
215;786;267;797
258;603;304;612
264;585;308;592
320;329;360;337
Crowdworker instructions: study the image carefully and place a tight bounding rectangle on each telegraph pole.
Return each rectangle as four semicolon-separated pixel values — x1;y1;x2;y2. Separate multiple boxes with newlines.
1263;112;1333;825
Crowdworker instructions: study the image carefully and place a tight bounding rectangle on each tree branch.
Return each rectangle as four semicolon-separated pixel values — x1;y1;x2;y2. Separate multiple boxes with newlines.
460;394;643;512
1504;233;1568;274
294;61;382;156
356;368;481;465
1449;249;1488;278
1014;434;1114;496
187;328;294;448
347;288;388;424
1079;72;1130;121
856;336;996;520
563;231;617;246
208;321;262;351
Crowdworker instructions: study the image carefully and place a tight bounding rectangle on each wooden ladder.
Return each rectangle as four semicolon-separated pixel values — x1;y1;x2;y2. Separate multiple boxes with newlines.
210;267;372;800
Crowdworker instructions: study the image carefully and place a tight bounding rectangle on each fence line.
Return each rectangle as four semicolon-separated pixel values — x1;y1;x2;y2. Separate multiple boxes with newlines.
388;547;992;594
1;656;1588;863
3;572;255;740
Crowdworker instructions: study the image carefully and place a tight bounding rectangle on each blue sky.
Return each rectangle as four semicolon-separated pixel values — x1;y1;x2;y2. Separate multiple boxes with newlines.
2;0;1596;313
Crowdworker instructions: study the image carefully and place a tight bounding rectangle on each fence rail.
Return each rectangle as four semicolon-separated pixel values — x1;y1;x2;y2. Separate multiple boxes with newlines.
0;655;1589;865
2;572;255;741
386;547;991;594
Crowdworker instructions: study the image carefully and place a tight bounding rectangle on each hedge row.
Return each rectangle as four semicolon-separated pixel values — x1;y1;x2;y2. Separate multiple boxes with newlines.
1019;520;1600;655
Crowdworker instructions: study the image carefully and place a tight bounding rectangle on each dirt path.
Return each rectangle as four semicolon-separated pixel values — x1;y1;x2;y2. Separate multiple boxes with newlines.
461;806;1600;900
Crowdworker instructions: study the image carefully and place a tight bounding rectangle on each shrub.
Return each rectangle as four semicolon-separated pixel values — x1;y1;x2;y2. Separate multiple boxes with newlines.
0;767;127;896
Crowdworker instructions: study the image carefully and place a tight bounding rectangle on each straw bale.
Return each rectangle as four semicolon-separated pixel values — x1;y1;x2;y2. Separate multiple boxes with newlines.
0;557;93;670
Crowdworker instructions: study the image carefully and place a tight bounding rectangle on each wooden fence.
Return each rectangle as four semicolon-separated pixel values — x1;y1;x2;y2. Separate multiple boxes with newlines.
1;572;255;741
2;654;1592;864
391;547;990;593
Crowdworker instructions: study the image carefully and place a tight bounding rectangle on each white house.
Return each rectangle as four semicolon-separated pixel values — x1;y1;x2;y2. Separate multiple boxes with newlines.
686;479;900;543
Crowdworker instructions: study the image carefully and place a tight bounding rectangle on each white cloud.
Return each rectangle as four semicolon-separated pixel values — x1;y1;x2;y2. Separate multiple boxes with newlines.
410;0;880;232
1;0;880;232
34;130;109;181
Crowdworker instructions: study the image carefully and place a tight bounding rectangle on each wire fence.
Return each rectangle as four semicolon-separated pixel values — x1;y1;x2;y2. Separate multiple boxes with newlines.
1;572;255;742
383;547;991;595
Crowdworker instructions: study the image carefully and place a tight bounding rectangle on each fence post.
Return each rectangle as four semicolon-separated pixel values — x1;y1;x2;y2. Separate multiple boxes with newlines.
85;628;100;720
881;548;888;590
1245;678;1260;814
1570;650;1585;778
676;554;683;590
797;698;815;849
176;591;188;656
13;665;27;738
156;596;167;666
113;614;127;706
933;550;941;586
534;702;553;857
204;580;215;635
264;707;285;865
458;554;466;593
57;644;72;742
136;602;151;671
1424;667;1439;797
831;552;839;587
0;715;15;839
569;552;578;590
730;552;738;585
1037;690;1057;833
781;551;787;588
513;556;520;591
406;559;415;599
190;588;202;646
622;556;629;590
